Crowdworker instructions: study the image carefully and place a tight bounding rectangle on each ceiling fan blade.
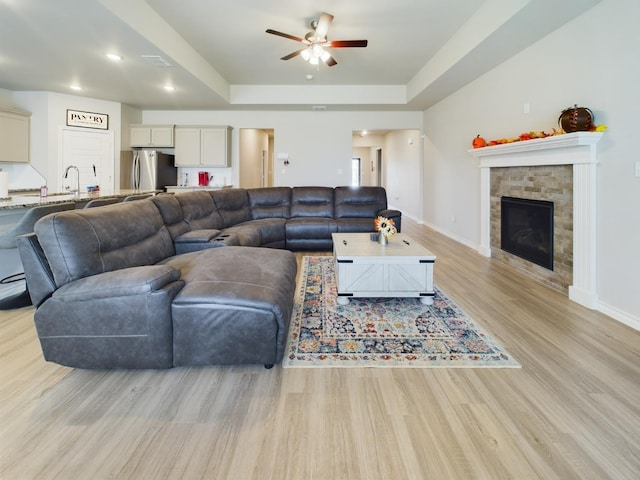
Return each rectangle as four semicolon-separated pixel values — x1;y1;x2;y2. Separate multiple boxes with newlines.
328;40;368;48
315;12;334;39
281;49;305;61
325;56;338;67
266;29;305;43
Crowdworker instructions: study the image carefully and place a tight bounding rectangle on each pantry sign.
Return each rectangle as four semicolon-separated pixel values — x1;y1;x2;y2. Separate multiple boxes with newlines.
66;109;109;130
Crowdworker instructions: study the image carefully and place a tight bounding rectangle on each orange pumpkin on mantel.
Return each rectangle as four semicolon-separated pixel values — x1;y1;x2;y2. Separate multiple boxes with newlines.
472;135;486;149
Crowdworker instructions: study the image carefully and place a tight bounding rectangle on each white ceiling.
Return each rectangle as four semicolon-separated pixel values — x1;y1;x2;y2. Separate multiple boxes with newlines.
0;0;600;111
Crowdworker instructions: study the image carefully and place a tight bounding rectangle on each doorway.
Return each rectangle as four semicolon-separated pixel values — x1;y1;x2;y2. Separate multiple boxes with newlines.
351;157;361;186
375;148;382;186
352;130;386;187
59;127;114;192
239;128;274;188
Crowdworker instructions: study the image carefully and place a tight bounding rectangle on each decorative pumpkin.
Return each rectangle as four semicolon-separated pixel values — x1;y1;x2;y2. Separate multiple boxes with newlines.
472;135;486;149
558;105;594;133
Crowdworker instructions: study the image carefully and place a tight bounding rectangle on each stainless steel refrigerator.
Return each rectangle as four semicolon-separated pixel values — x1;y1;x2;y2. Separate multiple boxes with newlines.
120;150;177;191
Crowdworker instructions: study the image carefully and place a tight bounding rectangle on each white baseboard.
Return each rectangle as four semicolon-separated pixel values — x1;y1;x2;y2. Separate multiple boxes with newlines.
598;302;640;332
417;218;640;332
420;220;481;252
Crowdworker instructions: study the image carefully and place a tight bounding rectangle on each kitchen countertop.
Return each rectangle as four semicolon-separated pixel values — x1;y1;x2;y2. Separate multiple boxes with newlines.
166;185;233;190
0;189;160;210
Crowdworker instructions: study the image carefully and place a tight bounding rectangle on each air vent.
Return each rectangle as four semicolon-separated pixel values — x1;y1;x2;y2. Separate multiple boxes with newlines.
312;105;326;111
141;55;174;68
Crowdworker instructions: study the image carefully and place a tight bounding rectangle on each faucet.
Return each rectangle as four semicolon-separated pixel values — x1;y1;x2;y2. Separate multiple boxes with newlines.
63;165;80;194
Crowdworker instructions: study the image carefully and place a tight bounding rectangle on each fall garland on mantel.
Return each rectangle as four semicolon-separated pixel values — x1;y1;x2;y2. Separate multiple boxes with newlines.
472;104;607;149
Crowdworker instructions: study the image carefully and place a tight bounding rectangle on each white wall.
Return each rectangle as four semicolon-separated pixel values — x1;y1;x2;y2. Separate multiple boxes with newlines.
239;128;269;188
352;133;385;187
120;104;141;152
422;0;640;326
0;88;15;108
11;91;122;191
351;147;369;186
142;109;422;203
384;130;421;220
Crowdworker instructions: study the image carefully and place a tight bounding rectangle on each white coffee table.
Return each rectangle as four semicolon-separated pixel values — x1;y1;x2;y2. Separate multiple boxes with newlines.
332;232;436;305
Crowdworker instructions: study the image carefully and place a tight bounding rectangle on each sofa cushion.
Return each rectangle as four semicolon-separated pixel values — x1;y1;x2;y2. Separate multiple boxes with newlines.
176;191;223;230
151;194;190;240
35;200;175;287
34;267;183;369
334;186;387;218
162;246;297;366
285;217;337;250
218;224;262;246
248;187;291;219
211;188;252;227
336;218;377;233
290;187;334;218
233;218;286;248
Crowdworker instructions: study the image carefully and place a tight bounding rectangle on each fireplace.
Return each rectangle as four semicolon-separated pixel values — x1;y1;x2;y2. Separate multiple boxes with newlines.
500;196;554;270
470;131;603;309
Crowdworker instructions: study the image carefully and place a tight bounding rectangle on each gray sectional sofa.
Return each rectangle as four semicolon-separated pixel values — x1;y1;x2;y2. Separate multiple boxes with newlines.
17;186;400;370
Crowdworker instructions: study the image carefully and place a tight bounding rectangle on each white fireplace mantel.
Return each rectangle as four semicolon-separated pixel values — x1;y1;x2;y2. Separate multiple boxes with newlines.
469;132;603;309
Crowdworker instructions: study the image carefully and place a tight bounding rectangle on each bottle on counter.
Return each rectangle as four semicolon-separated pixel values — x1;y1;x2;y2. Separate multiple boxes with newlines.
40;185;48;197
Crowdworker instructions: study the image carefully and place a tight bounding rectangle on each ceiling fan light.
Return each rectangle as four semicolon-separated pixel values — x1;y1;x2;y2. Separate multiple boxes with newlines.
312;45;324;58
309;56;319;65
301;48;312;61
320;50;331;62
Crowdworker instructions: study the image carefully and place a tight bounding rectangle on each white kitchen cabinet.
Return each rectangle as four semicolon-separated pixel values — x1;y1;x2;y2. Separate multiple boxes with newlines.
0;108;30;163
130;124;174;147
174;126;231;167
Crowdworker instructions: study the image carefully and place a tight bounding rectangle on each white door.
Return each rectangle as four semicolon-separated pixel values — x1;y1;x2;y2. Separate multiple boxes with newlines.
59;128;114;193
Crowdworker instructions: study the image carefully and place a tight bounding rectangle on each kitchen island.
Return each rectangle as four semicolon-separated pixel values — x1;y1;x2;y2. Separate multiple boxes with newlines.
165;185;232;193
1;188;160;211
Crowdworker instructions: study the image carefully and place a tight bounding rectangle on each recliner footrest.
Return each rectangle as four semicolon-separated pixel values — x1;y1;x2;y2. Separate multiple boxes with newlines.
164;246;297;367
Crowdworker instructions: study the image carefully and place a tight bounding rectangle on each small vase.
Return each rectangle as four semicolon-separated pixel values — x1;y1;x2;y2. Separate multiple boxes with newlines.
378;232;388;245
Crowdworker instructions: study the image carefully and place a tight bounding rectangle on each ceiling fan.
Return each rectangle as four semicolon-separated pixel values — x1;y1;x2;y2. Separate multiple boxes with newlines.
266;12;368;67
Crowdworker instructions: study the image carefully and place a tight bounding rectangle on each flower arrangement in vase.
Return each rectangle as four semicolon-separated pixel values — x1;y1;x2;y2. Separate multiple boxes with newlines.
374;216;397;245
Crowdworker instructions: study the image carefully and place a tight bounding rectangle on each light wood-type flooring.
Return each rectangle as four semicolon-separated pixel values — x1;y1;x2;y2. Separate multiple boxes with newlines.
1;219;639;479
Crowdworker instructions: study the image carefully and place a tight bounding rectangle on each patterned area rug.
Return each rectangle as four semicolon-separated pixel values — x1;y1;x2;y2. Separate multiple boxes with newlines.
283;256;520;368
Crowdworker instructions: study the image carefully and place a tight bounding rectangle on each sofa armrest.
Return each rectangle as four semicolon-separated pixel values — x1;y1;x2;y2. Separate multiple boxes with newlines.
53;265;181;302
16;233;57;308
377;209;402;232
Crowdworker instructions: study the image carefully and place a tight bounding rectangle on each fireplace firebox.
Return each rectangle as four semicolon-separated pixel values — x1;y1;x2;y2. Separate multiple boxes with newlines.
501;196;554;270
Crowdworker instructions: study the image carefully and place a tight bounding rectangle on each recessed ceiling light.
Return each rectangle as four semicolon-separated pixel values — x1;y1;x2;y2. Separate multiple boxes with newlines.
163;84;175;92
106;53;123;61
69;84;82;91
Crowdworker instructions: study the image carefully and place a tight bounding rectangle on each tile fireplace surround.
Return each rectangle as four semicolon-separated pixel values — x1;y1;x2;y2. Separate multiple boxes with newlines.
469;132;603;309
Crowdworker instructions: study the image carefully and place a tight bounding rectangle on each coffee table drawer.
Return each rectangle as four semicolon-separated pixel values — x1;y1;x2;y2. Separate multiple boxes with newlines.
337;262;432;293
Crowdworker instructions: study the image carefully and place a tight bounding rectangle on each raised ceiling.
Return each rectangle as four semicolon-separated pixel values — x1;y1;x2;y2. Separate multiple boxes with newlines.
0;0;600;111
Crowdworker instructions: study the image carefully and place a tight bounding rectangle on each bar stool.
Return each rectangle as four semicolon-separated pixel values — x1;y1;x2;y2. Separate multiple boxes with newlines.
0;202;76;309
123;193;153;202
84;197;121;208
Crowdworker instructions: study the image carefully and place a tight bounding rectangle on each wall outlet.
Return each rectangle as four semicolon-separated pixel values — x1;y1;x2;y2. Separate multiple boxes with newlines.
523;102;530;114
